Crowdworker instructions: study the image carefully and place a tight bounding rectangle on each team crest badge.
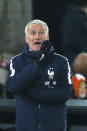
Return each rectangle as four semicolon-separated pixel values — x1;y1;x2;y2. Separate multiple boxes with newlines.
45;67;57;88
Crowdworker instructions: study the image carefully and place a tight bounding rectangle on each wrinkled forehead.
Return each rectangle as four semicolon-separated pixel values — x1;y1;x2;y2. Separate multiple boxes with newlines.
27;23;46;32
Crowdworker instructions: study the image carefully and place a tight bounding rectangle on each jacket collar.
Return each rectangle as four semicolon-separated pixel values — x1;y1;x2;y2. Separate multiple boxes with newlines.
22;43;54;58
22;44;39;58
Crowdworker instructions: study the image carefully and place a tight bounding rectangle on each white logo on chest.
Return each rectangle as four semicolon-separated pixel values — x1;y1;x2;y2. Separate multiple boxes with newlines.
48;68;54;80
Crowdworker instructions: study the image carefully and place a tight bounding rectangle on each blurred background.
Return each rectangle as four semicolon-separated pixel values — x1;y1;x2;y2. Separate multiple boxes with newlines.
1;0;86;58
0;0;87;131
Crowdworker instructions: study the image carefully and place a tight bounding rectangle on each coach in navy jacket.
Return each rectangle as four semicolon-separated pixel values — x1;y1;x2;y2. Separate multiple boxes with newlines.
7;19;72;131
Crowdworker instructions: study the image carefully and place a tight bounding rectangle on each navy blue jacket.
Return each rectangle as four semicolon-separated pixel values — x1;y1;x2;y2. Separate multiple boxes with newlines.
7;44;72;131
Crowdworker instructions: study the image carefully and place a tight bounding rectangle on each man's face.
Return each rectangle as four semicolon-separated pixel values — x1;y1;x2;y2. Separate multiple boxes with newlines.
25;24;49;51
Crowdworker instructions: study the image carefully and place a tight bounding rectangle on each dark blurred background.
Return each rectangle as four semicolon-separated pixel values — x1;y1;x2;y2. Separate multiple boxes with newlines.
0;0;87;59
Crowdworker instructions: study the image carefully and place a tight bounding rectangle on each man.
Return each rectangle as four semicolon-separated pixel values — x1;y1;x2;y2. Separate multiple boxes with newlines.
61;3;87;66
7;19;72;131
72;53;87;98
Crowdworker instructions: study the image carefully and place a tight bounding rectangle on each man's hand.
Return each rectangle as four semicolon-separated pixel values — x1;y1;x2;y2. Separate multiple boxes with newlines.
38;40;52;63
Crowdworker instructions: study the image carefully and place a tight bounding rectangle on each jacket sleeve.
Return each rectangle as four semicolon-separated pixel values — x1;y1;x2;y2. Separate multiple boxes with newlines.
27;58;73;104
7;56;40;94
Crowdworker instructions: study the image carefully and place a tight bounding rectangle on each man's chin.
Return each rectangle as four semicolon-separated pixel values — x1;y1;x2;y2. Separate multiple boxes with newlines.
33;45;41;51
33;47;41;51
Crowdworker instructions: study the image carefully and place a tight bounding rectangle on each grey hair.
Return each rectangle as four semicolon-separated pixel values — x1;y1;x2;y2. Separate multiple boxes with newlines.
24;19;49;36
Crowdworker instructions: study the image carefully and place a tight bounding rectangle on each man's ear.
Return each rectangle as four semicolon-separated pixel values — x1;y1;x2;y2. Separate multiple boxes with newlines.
47;35;49;40
25;36;28;43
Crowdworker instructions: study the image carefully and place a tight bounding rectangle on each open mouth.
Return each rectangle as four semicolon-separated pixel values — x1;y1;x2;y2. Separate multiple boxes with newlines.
34;42;42;45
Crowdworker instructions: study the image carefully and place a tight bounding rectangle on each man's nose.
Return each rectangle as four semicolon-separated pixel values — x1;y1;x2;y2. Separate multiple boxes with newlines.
35;32;41;38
